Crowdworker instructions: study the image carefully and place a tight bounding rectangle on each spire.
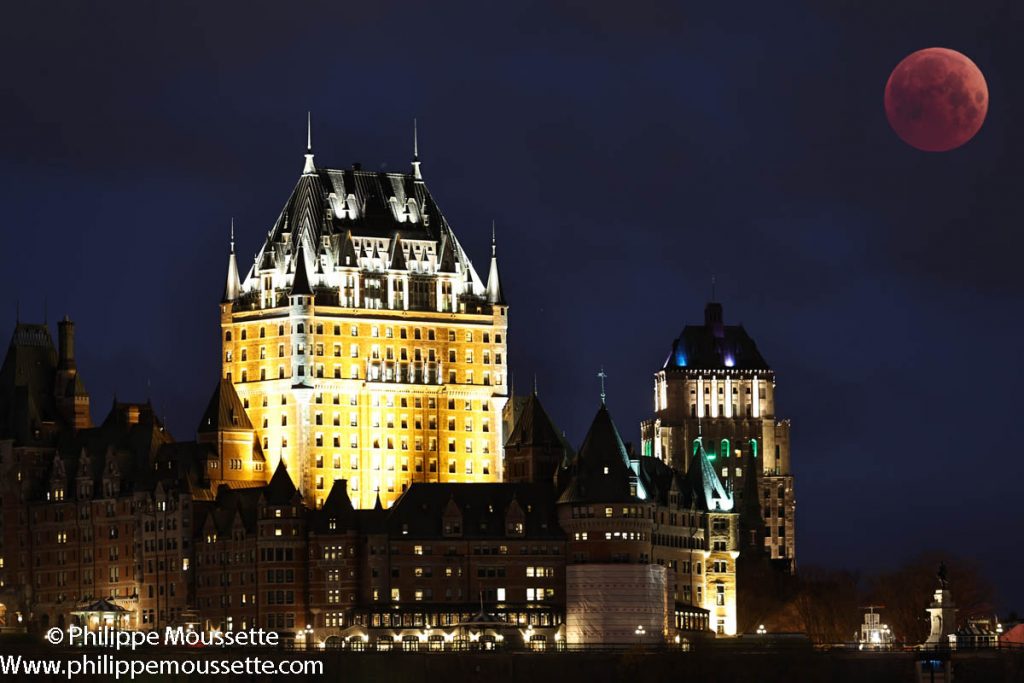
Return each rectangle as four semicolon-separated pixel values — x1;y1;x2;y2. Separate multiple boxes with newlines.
597;367;607;405
303;112;316;175
222;218;242;303
412;118;422;181
290;239;313;296
485;221;504;304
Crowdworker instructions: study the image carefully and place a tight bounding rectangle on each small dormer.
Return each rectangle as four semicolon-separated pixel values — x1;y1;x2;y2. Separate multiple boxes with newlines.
76;448;94;497
442;496;463;537
505;496;526;536
102;447;121;497
49;453;66;502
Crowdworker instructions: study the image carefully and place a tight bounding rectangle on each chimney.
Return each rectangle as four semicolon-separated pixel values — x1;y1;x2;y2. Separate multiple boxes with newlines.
704;302;724;338
57;315;76;370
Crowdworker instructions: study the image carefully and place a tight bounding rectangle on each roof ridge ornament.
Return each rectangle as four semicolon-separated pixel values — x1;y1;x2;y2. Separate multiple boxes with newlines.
303;112;316;175
412;117;423;181
597;367;607;405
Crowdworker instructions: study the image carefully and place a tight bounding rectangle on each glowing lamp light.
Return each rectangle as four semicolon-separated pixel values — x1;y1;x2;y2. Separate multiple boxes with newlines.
756;625;767;635
723;354;735;368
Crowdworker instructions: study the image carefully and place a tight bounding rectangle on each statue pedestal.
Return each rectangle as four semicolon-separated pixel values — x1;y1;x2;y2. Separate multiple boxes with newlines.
924;588;957;648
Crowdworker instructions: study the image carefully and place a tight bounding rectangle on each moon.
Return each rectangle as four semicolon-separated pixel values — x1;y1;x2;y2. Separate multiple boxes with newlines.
884;48;988;152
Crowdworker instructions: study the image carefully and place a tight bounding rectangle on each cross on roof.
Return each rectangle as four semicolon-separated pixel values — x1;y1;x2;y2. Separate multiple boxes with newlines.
597;367;607;404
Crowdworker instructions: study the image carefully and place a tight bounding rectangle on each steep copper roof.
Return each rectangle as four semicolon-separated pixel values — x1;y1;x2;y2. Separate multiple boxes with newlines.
197;379;253;433
264;460;300;505
558;404;642;504
663;302;770;371
505;392;567;450
382;482;562;539
683;437;734;512
0;323;59;442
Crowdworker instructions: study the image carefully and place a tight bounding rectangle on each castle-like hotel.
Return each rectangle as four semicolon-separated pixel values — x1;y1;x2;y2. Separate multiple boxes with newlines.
0;129;796;648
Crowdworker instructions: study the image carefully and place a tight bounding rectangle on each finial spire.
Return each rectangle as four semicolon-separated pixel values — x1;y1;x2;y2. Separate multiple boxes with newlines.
223;218;242;302
485;220;504;304
533;373;538;396
711;275;716;301
411;118;423;181
597;367;607;405
303;112;316;175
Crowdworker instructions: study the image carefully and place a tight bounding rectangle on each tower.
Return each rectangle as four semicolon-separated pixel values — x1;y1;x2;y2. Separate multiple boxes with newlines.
218;124;509;509
55;316;91;430
558;402;666;646
640;301;795;567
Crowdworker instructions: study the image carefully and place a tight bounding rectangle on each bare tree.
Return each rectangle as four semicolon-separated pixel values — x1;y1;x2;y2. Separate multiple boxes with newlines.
791;567;861;644
866;553;996;644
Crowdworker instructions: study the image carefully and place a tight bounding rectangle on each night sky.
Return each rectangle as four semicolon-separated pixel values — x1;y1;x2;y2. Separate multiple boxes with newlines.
2;2;1022;610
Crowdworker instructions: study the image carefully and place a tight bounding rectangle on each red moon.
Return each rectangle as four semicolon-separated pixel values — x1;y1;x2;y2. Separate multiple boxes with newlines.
884;48;988;152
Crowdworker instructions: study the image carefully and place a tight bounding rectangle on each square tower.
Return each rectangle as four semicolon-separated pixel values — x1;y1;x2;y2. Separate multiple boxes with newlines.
640;302;795;567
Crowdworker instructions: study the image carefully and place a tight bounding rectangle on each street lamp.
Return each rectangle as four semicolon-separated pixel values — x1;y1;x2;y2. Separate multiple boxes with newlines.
304;624;313;651
635;624;646;646
756;624;767;635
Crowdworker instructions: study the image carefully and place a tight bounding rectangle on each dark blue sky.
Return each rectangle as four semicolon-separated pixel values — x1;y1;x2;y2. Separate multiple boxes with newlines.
2;2;1022;610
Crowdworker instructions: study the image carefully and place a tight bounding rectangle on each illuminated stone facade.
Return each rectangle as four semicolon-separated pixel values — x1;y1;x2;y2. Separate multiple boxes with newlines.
558;401;738;642
640;302;796;566
219;136;508;509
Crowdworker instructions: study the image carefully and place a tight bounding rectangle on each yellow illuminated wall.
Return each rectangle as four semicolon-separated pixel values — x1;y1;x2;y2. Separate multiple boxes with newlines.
220;302;508;509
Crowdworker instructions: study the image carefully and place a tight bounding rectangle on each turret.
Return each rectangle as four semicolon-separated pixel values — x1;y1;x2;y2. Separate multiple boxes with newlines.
222;219;242;303
57;316;76;371
486;222;504;305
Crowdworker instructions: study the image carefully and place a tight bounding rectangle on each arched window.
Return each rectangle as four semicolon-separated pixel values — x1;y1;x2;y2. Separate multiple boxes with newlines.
720;439;729;460
749;438;758;459
225;331;232;342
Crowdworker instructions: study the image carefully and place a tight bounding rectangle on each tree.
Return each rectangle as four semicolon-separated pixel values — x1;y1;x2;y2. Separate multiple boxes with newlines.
790;567;861;644
865;553;996;644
